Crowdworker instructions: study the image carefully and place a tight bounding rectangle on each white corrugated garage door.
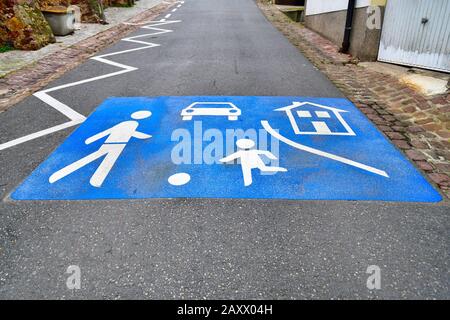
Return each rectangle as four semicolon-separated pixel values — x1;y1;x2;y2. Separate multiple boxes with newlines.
378;0;450;73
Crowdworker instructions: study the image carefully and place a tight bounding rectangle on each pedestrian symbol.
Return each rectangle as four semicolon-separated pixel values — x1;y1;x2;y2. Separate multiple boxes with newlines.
49;110;152;187
12;96;442;202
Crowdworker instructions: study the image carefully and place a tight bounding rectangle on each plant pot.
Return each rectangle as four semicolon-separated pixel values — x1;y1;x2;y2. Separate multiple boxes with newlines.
42;6;76;36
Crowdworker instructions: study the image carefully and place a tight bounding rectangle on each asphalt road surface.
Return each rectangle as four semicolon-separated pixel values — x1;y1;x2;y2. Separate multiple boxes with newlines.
0;0;448;299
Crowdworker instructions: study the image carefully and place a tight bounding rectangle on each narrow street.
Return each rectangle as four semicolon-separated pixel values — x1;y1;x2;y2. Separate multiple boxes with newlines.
0;0;448;299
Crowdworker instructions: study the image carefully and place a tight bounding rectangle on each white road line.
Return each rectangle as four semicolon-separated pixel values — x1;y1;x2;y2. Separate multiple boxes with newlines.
261;121;389;178
0;20;181;152
172;8;177;12
165;14;171;19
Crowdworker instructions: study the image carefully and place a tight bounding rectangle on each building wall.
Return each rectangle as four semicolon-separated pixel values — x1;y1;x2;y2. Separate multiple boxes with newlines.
304;0;386;61
305;0;370;16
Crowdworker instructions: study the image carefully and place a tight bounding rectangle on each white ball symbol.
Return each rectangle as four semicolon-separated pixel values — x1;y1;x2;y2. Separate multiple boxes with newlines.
168;173;191;186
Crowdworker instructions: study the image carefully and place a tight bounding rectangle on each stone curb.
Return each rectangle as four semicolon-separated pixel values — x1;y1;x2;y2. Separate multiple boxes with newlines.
257;0;450;199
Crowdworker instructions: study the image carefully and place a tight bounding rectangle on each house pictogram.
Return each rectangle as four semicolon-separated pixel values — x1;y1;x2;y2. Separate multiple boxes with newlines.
275;102;356;136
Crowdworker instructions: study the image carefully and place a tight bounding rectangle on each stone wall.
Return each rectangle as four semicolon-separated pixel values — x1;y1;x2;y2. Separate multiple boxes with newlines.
0;0;55;50
110;0;135;7
38;0;71;8
69;0;106;23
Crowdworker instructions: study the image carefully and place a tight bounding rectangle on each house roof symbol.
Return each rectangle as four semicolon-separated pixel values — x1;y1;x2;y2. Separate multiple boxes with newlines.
275;101;356;136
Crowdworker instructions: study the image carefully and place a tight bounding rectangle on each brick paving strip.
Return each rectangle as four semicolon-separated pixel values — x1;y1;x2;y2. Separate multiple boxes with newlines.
256;0;450;199
0;0;176;113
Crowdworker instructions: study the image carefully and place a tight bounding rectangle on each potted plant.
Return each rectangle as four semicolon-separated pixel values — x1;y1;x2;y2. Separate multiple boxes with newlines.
41;5;76;36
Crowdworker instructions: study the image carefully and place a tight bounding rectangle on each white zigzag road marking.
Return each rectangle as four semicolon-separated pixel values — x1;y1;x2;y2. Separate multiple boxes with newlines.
0;20;181;152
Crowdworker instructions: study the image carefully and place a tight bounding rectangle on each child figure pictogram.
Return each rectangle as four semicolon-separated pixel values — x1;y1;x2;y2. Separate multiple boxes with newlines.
220;138;287;186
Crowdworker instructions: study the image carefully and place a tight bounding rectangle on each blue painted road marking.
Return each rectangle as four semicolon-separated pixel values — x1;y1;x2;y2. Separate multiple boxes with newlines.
12;96;442;202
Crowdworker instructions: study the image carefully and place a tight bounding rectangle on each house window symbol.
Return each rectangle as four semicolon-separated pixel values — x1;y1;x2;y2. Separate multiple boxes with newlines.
275;102;356;136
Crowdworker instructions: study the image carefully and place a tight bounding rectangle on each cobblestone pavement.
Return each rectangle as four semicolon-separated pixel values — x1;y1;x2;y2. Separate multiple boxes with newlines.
0;0;175;113
257;0;450;199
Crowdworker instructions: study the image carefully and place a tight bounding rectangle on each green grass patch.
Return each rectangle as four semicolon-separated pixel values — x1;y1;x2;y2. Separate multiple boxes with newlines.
0;44;14;53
